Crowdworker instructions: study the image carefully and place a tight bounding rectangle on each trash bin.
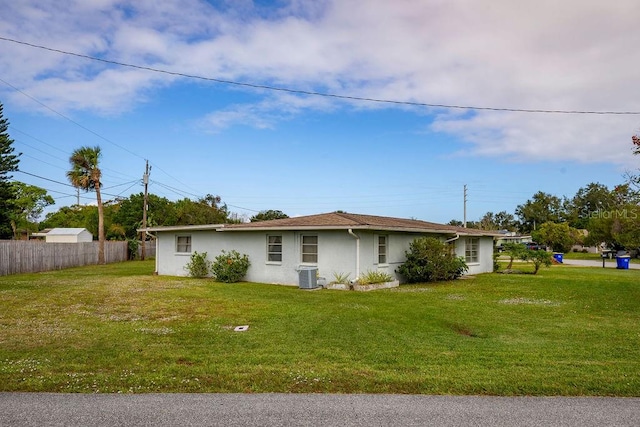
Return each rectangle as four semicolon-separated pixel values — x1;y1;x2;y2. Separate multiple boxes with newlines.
616;255;630;270
553;253;563;263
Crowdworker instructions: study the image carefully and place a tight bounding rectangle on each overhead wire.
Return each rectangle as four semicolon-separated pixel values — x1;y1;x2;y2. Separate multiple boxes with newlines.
15;170;137;200
1;36;591;215
0;78;205;204
1;35;639;115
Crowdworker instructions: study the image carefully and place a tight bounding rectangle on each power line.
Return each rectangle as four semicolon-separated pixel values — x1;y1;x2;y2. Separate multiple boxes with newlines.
2;35;639;116
11;126;69;155
0;76;206;201
15;170;132;199
16;170;73;187
0;76;143;159
151;180;201;199
8;178;82;200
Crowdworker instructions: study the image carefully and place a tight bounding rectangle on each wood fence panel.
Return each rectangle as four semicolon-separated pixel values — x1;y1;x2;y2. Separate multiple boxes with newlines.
137;241;156;259
0;241;129;276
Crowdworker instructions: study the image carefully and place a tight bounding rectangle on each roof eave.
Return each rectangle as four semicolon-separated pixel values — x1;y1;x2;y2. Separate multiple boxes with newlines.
139;224;496;237
222;224;494;236
138;224;225;233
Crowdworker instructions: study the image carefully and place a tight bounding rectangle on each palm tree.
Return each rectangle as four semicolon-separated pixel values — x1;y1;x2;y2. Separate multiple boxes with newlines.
67;146;105;264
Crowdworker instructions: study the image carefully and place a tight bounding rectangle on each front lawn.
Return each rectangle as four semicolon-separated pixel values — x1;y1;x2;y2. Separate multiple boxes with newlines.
0;261;638;395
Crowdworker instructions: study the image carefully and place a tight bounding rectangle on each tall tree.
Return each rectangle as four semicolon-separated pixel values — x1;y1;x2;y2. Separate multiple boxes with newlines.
515;191;564;232
174;194;229;225
112;192;177;239
531;221;583;253
250;210;289;222
584;183;640;251
41;205;93;230
67;146;105;264
0;102;21;239
623;133;640;193
478;211;518;231
447;219;479;229
565;183;615;229
9;182;54;238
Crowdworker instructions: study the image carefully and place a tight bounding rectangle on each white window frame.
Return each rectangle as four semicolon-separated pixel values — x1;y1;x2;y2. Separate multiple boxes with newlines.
267;235;283;263
376;234;388;265
301;235;318;264
465;237;479;264
176;235;192;254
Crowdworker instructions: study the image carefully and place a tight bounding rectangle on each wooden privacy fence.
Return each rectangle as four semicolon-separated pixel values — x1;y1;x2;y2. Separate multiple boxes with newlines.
138;241;156;259
0;241;129;276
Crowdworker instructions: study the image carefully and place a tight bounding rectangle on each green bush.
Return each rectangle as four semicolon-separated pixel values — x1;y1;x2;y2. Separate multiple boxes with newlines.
127;239;139;260
358;270;393;285
493;250;501;272
184;251;211;278
503;242;527;270
522;249;553;275
531;221;582;253
211;250;250;283
396;237;468;283
330;272;351;285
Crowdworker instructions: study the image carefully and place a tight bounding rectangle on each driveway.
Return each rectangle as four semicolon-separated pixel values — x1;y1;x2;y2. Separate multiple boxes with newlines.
561;258;640;269
1;393;639;427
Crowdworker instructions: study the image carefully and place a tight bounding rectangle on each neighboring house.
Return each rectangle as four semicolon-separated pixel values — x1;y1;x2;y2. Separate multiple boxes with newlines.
143;212;497;285
495;231;532;250
37;228;94;243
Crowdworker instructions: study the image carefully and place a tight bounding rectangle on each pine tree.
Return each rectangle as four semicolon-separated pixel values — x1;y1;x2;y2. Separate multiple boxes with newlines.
0;102;21;239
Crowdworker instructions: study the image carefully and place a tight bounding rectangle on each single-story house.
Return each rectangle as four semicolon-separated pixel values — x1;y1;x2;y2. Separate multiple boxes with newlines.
141;212;497;285
495;231;532;251
35;228;93;243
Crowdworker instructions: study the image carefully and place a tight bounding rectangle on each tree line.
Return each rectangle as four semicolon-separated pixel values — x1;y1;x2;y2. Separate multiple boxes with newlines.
449;180;640;252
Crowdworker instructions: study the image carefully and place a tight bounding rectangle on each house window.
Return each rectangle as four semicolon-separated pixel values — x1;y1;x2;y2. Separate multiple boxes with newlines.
176;235;192;253
465;238;479;263
301;235;318;263
267;235;282;262
377;235;388;264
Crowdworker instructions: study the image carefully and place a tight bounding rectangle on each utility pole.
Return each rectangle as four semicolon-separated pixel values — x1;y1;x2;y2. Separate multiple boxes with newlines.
141;160;150;260
463;184;468;228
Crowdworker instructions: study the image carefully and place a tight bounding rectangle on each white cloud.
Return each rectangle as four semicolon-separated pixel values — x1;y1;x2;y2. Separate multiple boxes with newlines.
1;0;640;165
199;92;334;132
433;111;639;167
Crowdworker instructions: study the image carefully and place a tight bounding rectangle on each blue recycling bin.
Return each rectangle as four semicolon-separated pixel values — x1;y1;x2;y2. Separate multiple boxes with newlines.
616;255;630;270
553;253;563;263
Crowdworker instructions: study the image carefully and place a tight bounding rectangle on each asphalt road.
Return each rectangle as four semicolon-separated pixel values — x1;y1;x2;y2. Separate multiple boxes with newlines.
1;393;639;427
561;258;640;269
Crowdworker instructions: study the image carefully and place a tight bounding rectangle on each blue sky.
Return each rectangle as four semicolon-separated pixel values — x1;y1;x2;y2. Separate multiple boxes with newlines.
1;0;639;224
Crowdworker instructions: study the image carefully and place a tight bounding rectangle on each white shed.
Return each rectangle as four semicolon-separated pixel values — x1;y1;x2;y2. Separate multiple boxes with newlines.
44;228;93;243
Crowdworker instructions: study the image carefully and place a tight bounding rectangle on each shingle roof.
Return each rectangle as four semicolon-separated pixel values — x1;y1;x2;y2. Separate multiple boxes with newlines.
141;212;498;236
222;212;494;236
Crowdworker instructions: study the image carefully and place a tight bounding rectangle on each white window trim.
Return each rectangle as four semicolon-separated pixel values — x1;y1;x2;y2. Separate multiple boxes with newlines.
465;237;480;264
375;234;389;265
300;234;318;265
266;234;283;264
175;235;192;255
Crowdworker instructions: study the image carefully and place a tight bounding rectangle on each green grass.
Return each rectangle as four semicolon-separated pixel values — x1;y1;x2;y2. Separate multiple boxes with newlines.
1;261;639;396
